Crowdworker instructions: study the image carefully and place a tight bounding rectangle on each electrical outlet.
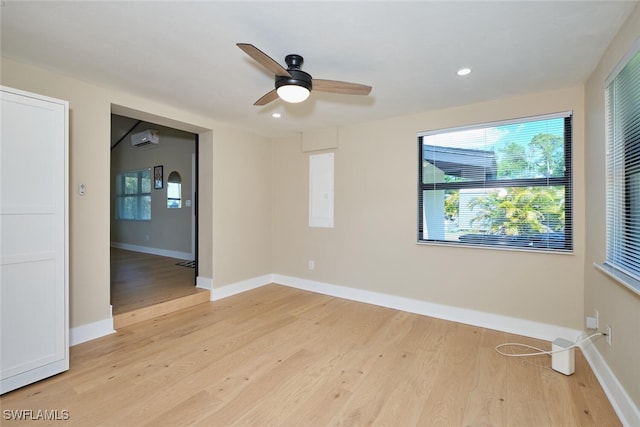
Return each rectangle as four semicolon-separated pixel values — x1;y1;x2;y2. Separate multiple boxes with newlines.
308;260;315;271
606;324;612;346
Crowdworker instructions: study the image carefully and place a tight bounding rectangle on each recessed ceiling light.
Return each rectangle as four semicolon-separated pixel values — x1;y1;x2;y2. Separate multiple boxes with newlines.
271;113;281;119
457;67;472;76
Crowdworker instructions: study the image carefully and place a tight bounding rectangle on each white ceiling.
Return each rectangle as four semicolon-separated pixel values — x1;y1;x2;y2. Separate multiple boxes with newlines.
1;1;637;138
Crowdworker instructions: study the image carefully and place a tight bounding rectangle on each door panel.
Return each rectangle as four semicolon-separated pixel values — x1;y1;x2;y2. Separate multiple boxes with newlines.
0;87;68;394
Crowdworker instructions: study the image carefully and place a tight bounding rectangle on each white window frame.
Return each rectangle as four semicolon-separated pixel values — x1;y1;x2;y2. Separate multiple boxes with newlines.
417;112;573;253
116;168;151;221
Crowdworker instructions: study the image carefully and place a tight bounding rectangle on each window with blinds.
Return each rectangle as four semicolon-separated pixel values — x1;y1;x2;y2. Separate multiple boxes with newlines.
605;45;640;283
417;113;573;252
116;168;152;221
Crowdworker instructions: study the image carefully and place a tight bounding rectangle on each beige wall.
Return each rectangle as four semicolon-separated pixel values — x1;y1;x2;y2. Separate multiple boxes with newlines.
111;123;195;255
211;125;273;285
584;3;640;407
1;58;273;328
272;86;586;329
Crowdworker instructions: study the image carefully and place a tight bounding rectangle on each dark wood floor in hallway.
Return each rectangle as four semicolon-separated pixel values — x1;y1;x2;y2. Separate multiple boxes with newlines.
110;248;197;315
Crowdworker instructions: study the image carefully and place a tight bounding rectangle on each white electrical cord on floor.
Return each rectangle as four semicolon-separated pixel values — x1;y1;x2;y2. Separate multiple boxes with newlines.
495;332;604;358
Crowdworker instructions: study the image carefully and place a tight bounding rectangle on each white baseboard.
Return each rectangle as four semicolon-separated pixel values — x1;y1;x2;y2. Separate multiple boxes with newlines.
208;274;273;301
272;274;582;342
111;241;192;261
580;336;640;427
196;276;213;291
70;318;115;346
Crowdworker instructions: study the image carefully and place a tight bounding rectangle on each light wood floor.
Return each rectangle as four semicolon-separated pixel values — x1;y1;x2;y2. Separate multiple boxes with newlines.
110;248;197;315
0;285;619;426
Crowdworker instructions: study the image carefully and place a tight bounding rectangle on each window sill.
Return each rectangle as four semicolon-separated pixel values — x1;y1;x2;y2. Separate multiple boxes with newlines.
417;239;573;255
594;263;640;297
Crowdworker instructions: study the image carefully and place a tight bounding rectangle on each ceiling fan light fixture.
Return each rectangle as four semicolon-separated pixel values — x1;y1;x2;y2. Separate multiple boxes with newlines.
276;84;310;103
275;69;313;103
237;44;372;106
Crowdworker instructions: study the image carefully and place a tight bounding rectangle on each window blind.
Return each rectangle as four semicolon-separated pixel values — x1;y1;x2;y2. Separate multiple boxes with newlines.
417;112;572;252
606;46;640;280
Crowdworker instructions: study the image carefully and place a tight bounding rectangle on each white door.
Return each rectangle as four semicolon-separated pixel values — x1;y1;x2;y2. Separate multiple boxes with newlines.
0;87;69;394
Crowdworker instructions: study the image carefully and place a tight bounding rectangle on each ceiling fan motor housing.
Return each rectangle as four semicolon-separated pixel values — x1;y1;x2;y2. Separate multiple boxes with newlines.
275;69;312;91
285;54;304;69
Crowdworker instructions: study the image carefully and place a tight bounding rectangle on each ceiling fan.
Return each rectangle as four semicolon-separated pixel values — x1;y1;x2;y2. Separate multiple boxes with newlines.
237;43;372;106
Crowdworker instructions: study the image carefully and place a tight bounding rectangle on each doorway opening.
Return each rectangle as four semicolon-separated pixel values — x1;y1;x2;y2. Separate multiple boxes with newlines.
110;113;205;327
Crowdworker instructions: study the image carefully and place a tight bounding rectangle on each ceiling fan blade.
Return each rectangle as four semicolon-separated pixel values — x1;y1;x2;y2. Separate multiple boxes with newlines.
313;79;372;96
237;43;291;77
254;89;279;106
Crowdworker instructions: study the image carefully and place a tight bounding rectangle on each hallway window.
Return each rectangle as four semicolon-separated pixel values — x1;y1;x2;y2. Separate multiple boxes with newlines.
116;168;151;220
167;171;182;209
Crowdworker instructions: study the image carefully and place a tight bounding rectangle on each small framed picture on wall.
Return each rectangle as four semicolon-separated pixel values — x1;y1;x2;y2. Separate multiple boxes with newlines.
154;165;163;189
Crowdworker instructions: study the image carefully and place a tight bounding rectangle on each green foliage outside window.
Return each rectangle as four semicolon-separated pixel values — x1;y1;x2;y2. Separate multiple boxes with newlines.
116;168;151;221
419;113;572;251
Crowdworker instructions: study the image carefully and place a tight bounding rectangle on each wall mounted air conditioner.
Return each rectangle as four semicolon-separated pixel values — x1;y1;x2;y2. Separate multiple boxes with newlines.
131;130;159;147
